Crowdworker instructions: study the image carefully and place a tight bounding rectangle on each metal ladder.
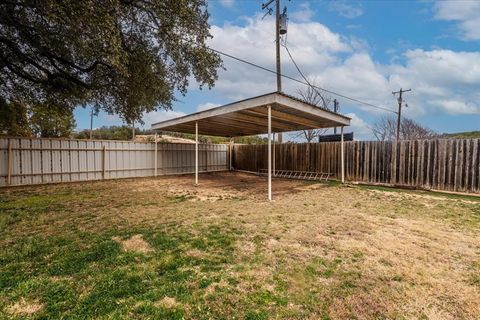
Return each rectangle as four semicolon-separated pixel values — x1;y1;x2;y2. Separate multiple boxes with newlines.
258;169;331;182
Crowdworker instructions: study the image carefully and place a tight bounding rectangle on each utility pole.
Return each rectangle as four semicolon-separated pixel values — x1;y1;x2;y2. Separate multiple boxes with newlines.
333;99;339;134
262;0;284;142
392;88;412;140
89;108;94;140
132;121;136;141
275;0;282;92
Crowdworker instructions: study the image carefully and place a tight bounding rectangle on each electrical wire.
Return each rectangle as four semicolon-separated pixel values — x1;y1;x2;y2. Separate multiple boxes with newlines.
282;43;329;109
135;20;396;114
206;45;397;114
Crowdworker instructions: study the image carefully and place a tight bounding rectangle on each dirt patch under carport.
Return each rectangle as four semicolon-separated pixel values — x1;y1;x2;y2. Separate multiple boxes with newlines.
130;171;328;202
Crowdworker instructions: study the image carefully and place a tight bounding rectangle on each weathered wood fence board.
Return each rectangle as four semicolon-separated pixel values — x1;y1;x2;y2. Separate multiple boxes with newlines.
233;139;480;193
2;137;479;193
0;138;228;187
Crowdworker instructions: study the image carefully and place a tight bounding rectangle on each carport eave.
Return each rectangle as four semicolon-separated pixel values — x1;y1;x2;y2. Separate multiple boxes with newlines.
151;92;351;137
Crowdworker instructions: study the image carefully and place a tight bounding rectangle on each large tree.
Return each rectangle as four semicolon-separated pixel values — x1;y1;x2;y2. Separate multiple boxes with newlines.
29;103;76;138
293;80;333;143
372;116;438;141
0;99;75;137
0;0;222;125
0;98;31;136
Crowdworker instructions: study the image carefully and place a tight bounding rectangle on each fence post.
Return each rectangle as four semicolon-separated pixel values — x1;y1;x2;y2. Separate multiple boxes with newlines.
341;127;345;183
102;146;106;179
205;144;208;172
229;139;233;171
154;133;158;177
7;139;12;186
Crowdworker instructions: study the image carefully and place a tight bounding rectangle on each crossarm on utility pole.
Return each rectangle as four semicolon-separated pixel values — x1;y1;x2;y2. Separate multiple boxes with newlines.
392;88;412;140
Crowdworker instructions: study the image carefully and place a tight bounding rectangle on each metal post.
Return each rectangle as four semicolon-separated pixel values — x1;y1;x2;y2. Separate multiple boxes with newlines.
7;139;12;186
273;133;276;176
195;121;198;185
341;126;345;183
102;146;106;179
268;106;272;201
154;132;158;177
229;138;233;171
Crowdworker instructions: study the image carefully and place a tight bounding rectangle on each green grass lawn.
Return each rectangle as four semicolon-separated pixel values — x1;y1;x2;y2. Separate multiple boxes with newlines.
0;173;479;319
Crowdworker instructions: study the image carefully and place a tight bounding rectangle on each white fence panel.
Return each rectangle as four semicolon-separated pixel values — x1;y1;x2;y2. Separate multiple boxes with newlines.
0;137;228;187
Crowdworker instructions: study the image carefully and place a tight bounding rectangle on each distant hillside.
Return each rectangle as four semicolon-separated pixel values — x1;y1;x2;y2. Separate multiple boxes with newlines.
443;131;480;139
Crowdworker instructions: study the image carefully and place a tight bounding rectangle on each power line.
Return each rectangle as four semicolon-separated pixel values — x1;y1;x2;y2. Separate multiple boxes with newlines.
283;43;329;109
135;20;396;114
206;46;397;114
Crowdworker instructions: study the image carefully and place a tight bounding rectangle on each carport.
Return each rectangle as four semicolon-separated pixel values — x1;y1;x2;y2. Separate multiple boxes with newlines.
151;91;351;201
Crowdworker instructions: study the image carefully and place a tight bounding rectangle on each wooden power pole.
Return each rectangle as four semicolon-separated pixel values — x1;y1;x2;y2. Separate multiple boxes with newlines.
131;121;136;141
392;88;411;140
333;99;339;134
275;0;281;93
262;0;284;143
89;108;94;140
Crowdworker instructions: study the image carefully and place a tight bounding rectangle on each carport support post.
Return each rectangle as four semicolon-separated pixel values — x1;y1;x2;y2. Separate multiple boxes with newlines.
154;132;158;177
229;138;233;171
195;121;198;185
268;105;272;201
273;133;276;176
341;126;345;183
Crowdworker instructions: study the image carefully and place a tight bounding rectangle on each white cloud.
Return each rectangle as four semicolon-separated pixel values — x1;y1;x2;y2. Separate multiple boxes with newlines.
219;0;235;8
386;49;480;116
328;1;364;19
291;2;314;22
431;99;480;115
141;110;186;128
433;0;480;40
208;15;351;99
345;112;371;139
197;102;221;112
205;14;480;131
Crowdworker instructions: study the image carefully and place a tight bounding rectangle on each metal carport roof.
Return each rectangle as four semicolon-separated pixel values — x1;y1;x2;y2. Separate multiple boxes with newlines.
150;91;350;201
151;91;350;137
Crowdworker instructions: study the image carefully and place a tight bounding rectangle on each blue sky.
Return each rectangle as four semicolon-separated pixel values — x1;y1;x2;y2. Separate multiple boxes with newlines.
74;0;480;140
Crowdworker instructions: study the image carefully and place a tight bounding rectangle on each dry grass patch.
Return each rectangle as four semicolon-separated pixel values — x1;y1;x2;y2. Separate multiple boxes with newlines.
112;234;153;254
155;296;180;309
7;298;43;316
1;172;479;319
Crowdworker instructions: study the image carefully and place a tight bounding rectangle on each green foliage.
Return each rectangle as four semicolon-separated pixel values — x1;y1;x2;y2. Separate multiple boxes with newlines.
0;0;222;124
30;103;76;138
0;99;31;136
159;131;269;144
0;99;75;138
74;125;136;140
443;131;480;139
233;136;269;144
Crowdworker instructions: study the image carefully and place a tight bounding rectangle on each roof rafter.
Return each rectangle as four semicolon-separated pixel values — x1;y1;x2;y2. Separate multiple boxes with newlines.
151;91;350;137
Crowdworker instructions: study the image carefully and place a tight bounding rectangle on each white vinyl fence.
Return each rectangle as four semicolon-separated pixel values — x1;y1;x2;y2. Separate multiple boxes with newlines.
0;137;228;187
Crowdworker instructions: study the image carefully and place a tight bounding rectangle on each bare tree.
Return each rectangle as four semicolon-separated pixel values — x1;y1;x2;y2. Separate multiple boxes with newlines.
372;116;438;141
293;80;333;143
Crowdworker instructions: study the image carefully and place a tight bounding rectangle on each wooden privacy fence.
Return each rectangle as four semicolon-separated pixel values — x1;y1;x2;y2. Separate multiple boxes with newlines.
233;139;480;193
0;137;228;187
